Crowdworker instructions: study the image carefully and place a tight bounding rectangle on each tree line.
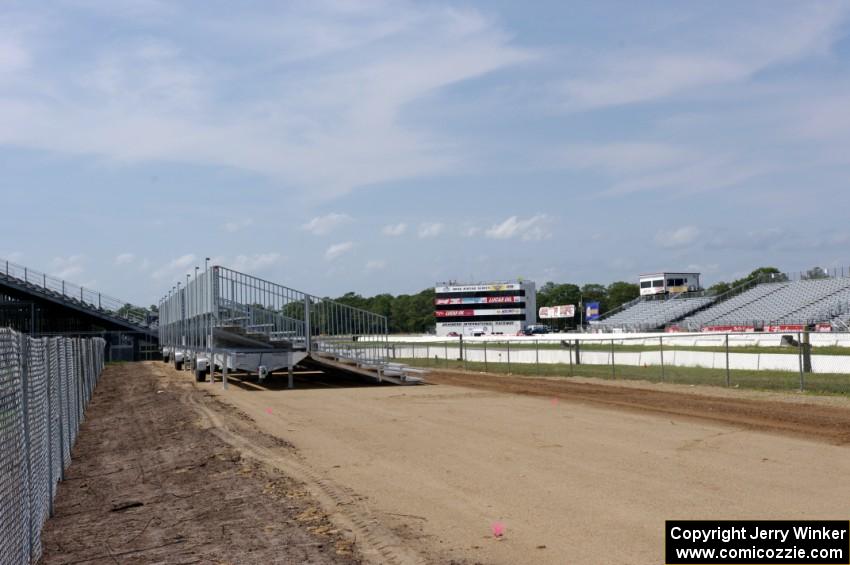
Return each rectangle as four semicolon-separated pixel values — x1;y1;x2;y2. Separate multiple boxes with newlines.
328;266;795;334
328;281;644;334
141;265;805;334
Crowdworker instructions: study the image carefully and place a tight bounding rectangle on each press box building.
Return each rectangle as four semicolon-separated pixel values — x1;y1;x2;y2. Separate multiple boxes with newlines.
433;280;537;336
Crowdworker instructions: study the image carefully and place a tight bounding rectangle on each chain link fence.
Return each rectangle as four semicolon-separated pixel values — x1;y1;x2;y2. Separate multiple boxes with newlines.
391;332;850;394
0;327;105;564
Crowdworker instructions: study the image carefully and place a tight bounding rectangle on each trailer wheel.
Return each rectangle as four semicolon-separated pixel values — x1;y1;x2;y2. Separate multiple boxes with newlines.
174;359;183;371
195;368;205;382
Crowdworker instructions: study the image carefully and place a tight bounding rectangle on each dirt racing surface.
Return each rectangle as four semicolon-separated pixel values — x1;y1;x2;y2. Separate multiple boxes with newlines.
40;362;360;565
206;365;850;565
426;370;850;445
42;362;850;565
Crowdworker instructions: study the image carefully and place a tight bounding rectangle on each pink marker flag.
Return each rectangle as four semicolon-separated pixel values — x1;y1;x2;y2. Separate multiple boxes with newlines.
265;408;273;414
491;521;505;537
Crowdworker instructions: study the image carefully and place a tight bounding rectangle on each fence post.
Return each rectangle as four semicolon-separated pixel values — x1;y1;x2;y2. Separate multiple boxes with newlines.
798;332;805;392
610;338;615;379
460;335;466;371
535;339;540;375
659;336;665;382
484;341;488;372
444;341;448;369
45;340;55;517
568;340;573;376
725;333;731;387
507;340;511;374
20;334;33;563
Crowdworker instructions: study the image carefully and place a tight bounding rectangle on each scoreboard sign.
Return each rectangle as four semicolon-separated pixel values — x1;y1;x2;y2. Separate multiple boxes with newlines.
538;305;575;319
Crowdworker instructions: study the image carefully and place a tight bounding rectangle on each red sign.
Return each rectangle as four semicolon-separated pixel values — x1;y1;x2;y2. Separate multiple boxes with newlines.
764;324;805;333
435;310;474;317
701;325;755;333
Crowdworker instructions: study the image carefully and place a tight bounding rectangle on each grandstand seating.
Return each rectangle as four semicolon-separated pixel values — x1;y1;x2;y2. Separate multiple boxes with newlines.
594;295;716;330
679;277;850;329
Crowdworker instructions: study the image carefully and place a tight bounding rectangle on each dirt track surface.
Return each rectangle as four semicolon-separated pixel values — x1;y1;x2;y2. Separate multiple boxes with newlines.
207;365;850;565
426;370;850;445
40;362;359;565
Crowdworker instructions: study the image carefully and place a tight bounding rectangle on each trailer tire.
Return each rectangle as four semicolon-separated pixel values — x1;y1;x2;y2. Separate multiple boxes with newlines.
195;368;205;382
174;359;183;371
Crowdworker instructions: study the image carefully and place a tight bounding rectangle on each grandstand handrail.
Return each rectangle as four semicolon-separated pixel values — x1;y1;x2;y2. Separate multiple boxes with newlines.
0;257;156;330
594;294;644;322
676;273;786;331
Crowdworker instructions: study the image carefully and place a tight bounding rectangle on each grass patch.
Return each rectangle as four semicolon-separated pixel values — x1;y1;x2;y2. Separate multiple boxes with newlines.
386;342;850;356
396;357;850;395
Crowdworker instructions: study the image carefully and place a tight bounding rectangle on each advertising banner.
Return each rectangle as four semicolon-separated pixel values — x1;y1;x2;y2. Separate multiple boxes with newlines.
539;305;576;319
585;302;600;321
435;283;521;293
764;324;806;333
435;308;523;318
435;296;523;305
701;325;756;333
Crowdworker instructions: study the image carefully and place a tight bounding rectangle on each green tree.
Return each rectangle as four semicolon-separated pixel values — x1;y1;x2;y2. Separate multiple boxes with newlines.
606;281;639;310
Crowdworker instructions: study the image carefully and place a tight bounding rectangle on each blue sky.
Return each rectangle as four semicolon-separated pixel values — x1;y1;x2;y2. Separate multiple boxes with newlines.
2;0;850;306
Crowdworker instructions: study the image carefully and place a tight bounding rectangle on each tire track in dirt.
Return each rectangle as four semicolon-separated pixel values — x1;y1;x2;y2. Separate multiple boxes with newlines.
182;390;429;565
425;370;850;445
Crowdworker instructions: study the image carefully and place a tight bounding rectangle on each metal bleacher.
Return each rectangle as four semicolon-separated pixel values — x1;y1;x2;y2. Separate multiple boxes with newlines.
593;294;716;331
679;276;850;329
0;257;157;335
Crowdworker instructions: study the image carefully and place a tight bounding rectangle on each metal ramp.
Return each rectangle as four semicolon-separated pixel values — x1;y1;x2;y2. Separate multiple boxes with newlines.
307;352;426;385
157;265;424;386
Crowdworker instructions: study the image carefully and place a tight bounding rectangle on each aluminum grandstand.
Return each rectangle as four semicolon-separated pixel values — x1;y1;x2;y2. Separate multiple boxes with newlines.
592;271;850;332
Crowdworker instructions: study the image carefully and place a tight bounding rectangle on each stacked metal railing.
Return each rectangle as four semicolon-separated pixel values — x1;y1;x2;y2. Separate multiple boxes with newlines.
0;257;157;330
0;328;106;564
158;266;390;366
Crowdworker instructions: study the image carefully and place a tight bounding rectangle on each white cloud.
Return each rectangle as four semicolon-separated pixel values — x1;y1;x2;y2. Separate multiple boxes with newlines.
557;141;769;197
560;4;848;110
151;253;197;280
302;213;351;235
418;222;444;238
485;215;550;241
115;252;135;265
558;142;694;174
0;3;532;198
655;226;700;248
230;253;282;272
382;222;407;236
51;255;85;280
365;259;386;271
224;218;254;233
325;241;354;261
463;226;481;237
2;251;23;262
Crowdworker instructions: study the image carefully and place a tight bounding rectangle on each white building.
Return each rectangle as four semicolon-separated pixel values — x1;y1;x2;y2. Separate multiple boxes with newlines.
434;280;537;336
639;272;701;296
